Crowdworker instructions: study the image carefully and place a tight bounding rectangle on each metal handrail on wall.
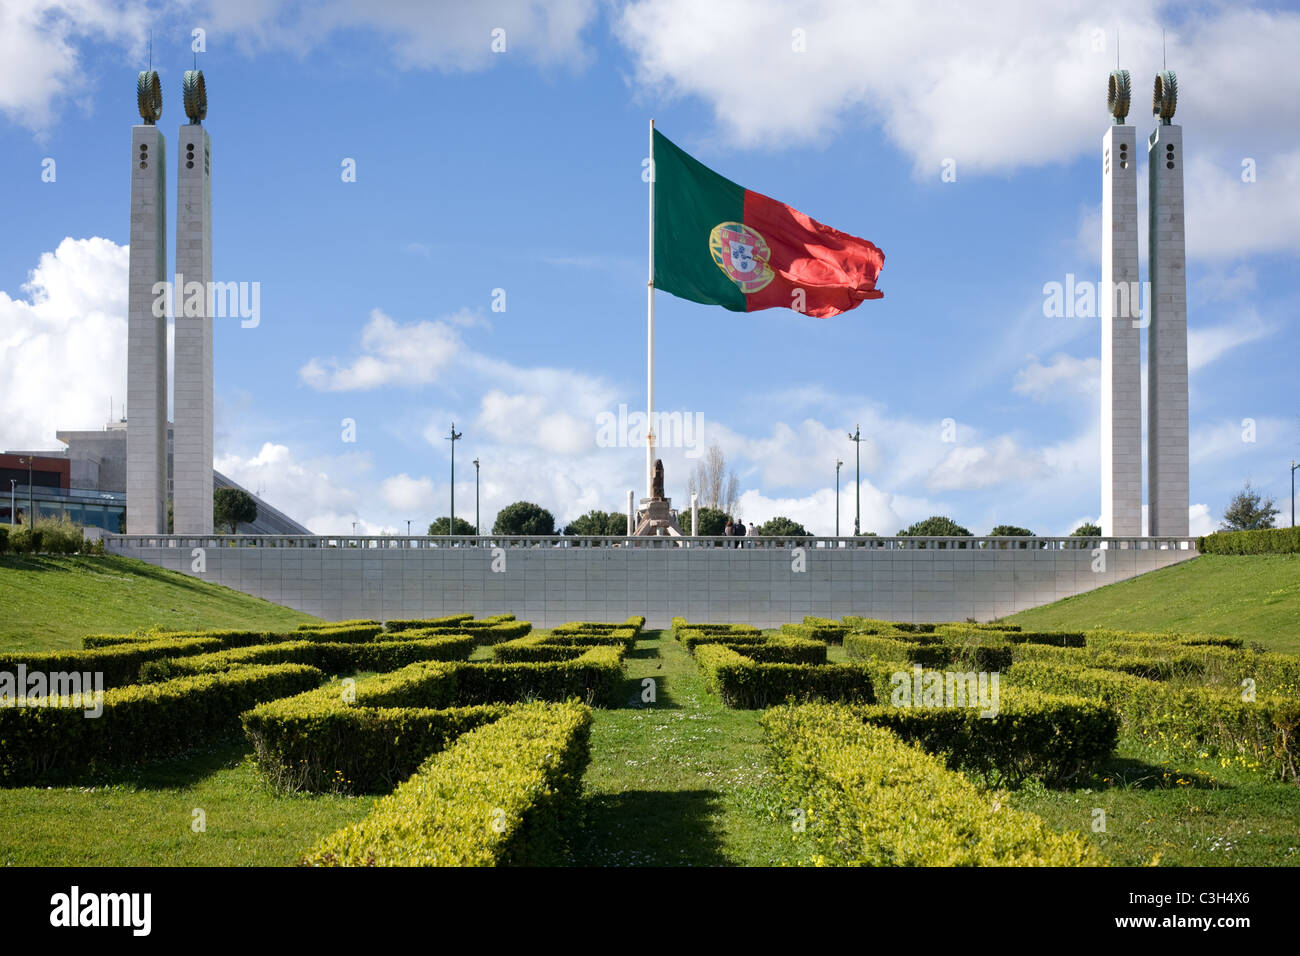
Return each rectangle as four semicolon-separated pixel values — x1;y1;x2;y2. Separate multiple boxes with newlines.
105;534;1200;552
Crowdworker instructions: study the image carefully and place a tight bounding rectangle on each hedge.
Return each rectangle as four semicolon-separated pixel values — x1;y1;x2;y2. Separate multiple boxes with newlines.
781;620;849;644
394;621;532;645
676;629;769;651
936;624;1086;648
0;663;324;785
139;635;476;682
845;633;1012;671
301;701;592;866
0;637;226;687
297;619;381;630
301;647;626;710
852;687;1118;786
244;697;507;793
491;628;638;663
83;624;385;650
383;614;476;633
761;704;1103;866
693;644;875;709
670;618;761;639
1197;527;1300;554
1004;661;1300;781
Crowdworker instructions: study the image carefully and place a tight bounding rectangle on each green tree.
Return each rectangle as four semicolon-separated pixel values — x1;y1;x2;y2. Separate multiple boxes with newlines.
1070;522;1102;536
428;516;477;535
492;501;556;535
1220;482;1279;531
213;487;258;533
989;524;1034;536
690;506;733;536
898;515;972;537
758;516;809;536
563;510;627;536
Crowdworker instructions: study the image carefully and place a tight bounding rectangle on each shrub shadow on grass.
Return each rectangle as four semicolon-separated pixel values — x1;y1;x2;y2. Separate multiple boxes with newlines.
569;789;728;866
11;740;252;792
614;673;681;710
1085;755;1223;791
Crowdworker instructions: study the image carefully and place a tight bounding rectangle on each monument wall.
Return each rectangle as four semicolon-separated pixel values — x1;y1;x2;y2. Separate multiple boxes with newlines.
107;535;1199;628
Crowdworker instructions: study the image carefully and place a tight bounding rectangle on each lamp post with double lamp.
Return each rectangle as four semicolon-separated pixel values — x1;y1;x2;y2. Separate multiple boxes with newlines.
473;458;480;537
846;427;864;536
446;423;463;541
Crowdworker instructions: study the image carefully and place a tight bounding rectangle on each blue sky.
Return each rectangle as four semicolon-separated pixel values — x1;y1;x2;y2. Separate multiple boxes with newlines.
2;0;1297;536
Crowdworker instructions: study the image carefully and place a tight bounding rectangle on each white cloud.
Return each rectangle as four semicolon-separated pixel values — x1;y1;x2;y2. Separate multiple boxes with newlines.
200;0;598;70
618;1;1300;257
380;473;435;513
299;309;463;391
0;0;149;132
1013;353;1099;402
736;479;902;536
1188;311;1276;371
0;237;128;448
1188;502;1215;537
928;436;1053;491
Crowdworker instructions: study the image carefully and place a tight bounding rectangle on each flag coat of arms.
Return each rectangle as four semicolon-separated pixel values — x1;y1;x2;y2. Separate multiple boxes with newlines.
652;129;885;318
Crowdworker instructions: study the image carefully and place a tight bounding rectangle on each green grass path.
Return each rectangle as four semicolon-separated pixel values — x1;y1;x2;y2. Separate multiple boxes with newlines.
569;630;804;866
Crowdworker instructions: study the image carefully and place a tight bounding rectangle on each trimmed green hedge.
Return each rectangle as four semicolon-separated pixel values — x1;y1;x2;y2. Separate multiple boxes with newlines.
244;697;506;793
138;635;476;682
297;619;381;630
384;614;476;632
0;637;226;687
845;633;1013;671
301;701;592;866
693;644;874;709
83;624;385;651
395;621;532;644
1005;661;1300;781
781;619;849;643
852;687;1118;786
0;664;324;785
1197;527;1300;554
761;703;1103;866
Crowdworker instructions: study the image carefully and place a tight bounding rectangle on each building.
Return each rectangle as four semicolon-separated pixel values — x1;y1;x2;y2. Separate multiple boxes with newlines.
4;420;310;535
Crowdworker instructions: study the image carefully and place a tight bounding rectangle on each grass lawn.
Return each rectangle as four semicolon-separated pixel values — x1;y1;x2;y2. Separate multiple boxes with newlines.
1004;554;1300;655
0;554;317;652
0;743;375;866
568;629;806;866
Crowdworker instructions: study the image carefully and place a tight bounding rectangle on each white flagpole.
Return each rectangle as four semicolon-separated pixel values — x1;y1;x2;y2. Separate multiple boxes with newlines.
646;117;656;501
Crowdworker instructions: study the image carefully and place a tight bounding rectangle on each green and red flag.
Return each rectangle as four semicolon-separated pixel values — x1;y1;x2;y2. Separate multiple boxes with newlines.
652;128;885;318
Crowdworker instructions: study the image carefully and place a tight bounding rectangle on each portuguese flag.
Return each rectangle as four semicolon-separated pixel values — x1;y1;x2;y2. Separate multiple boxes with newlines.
652;128;885;318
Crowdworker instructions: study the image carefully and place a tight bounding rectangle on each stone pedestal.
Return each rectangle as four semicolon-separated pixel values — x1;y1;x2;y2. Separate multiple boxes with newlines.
633;497;682;536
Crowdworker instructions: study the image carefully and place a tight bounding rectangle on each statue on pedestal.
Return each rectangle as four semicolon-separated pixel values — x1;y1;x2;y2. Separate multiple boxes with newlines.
633;458;682;536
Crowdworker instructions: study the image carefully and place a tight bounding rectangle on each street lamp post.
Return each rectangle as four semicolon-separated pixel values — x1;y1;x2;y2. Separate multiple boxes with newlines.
472;458;480;536
835;459;843;537
847;427;864;536
1292;459;1299;528
446;423;463;537
9;479;15;528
